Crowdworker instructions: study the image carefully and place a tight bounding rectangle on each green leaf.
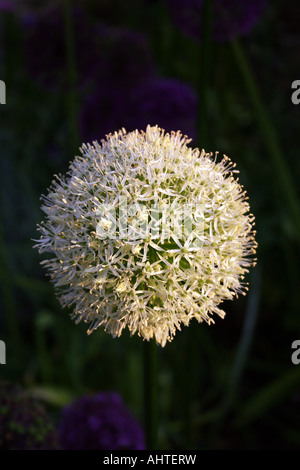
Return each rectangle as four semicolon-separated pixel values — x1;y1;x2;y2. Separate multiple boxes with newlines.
28;386;74;407
234;367;300;427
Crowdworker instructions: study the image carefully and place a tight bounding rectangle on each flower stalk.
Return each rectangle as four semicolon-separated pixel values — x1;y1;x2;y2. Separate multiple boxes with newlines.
231;38;300;242
63;0;80;151
143;338;158;450
197;0;213;149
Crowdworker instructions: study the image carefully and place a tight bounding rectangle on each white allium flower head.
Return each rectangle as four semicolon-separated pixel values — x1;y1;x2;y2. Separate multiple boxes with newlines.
34;125;257;347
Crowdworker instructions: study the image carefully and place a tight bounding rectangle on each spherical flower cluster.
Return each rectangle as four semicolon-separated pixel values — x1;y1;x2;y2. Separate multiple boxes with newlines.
0;381;58;450
58;392;145;450
34;125;257;347
167;0;267;42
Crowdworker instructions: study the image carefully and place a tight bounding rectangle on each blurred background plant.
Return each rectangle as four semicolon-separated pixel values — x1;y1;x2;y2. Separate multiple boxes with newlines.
0;0;300;450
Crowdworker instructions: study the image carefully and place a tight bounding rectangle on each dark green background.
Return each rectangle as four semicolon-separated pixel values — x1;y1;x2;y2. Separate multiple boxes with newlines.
0;0;299;450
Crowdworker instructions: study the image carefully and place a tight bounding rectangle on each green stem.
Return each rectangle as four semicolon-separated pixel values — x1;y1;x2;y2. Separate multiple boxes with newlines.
0;225;21;356
220;265;261;417
231;39;300;242
143;338;158;450
34;315;54;385
197;0;213;149
63;0;80;151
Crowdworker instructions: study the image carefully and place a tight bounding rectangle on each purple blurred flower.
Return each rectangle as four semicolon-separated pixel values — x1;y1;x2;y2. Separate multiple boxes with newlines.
21;5;154;92
21;5;94;89
167;0;267;42
58;392;145;450
0;381;58;450
78;25;157;142
80;76;197;143
0;1;15;12
91;26;154;90
127;77;198;138
79;83;123;142
0;1;62;15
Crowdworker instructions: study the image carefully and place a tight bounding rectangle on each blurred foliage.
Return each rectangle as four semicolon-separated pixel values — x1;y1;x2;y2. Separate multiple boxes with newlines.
0;0;300;450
